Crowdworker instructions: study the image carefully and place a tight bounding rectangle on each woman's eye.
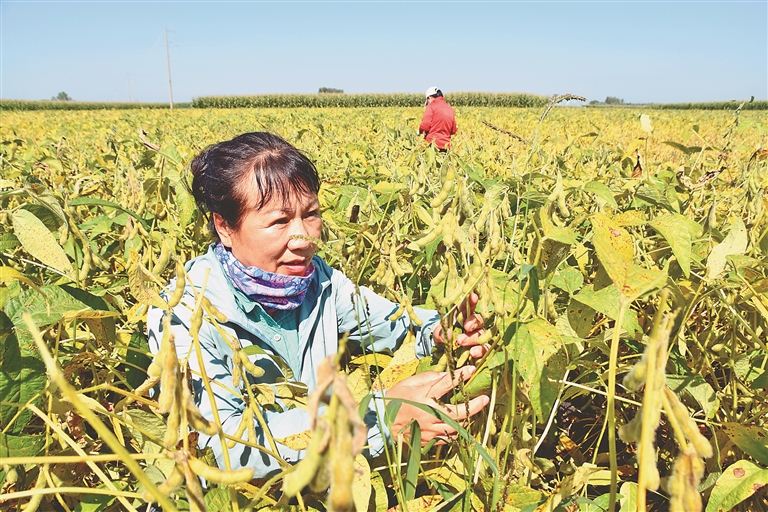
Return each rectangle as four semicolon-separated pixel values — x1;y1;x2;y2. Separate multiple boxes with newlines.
306;210;321;219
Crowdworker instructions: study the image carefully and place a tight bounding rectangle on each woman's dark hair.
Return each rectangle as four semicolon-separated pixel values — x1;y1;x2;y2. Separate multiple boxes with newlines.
430;90;443;99
190;132;320;239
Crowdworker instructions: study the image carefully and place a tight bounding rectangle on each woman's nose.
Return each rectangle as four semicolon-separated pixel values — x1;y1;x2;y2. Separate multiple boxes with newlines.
287;219;312;248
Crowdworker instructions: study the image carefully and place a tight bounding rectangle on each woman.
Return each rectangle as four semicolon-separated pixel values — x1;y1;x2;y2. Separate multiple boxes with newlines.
147;132;489;478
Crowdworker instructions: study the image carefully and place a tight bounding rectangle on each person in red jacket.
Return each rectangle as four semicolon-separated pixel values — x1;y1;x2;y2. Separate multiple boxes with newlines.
419;86;457;151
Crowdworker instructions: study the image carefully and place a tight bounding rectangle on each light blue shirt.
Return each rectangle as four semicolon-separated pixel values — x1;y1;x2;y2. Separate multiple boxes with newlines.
147;245;438;478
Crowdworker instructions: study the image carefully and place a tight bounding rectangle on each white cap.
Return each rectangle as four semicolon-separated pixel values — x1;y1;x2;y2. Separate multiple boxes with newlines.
425;86;439;105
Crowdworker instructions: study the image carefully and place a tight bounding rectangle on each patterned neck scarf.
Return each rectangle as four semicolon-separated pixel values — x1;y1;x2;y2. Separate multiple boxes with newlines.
214;243;315;311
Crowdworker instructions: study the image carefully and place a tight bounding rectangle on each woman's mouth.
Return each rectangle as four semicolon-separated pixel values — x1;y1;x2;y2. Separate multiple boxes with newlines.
281;260;310;275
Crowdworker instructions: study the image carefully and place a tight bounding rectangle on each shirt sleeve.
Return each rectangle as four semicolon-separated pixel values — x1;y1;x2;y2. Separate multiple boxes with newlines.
330;268;439;358
147;298;314;478
419;105;433;134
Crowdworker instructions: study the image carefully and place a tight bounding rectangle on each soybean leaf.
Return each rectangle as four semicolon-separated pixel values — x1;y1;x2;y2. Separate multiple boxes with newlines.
352;455;372;512
706;460;768;512
70;197;150;231
584;181;618;209
666;374;719;419
706;218;748;282
592;214;667;302
127;249;166;309
503;484;546;509
72;491;118;512
752;369;768;390
649;212;694;277
663;140;703;155
0;265;41;293
405;421;421;501
721;423;768;466
618;481;638;512
0;312;46;434
550;267;584;295
570;285;641;337
125;328;152;390
4;284;89;329
11;208;75;278
507;319;567;421
204;487;249;512
0;431;45;457
0;233;20;252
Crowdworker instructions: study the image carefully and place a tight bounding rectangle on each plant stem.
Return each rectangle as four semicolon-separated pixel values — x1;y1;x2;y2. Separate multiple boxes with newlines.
607;299;628;512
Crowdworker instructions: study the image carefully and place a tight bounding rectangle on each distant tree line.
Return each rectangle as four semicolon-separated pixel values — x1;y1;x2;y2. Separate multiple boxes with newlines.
319;87;344;94
589;96;624;105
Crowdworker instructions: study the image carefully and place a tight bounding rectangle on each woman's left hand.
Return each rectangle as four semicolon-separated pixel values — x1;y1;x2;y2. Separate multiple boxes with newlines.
385;365;490;445
432;292;489;359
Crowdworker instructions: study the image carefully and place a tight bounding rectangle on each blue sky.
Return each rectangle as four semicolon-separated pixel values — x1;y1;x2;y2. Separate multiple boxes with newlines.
1;1;766;104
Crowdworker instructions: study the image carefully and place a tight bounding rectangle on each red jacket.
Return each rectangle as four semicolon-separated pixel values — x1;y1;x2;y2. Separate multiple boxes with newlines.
419;97;457;149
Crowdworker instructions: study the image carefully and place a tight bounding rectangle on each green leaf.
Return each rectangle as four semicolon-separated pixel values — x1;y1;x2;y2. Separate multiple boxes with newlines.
173;178;197;228
705;460;768;512
69;197;150;231
752;369;768;390
0;233;20;252
665;374;719;419
125;328;152;390
550;267;584;295
11;208;75;278
571;285;641;337
508;319;568;420
649;212;694;277
73;491;118;512
663;140;703;155
721;423;768;466
204;487;249;512
4;284;89;329
733;350;767;385
0;312;46;434
159;145;183;165
405;421;421;501
618;481;638;512
0;431;45;457
706;218;748;282
538;238;573;278
584;181;618;208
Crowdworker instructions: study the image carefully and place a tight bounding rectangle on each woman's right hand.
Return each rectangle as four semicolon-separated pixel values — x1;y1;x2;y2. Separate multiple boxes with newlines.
385;365;490;445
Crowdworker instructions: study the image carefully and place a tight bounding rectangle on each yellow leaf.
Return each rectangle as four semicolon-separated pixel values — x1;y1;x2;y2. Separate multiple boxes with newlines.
388;341;419;366
352;454;371;512
252;383;276;406
347;367;372;403
127;249;166;309
61;308;120;321
275;429;313;451
371;360;419;392
349;353;393;368
12;209;74;278
401;495;443;511
0;265;41;292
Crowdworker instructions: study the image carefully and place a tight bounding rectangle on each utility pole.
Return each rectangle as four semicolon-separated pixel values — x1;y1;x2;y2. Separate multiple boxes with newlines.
165;27;174;109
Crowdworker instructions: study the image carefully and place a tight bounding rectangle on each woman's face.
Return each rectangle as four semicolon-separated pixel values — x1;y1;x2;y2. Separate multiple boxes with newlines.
214;185;322;276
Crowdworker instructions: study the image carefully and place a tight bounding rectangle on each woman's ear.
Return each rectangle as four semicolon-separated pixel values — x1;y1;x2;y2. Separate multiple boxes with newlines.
213;213;234;247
